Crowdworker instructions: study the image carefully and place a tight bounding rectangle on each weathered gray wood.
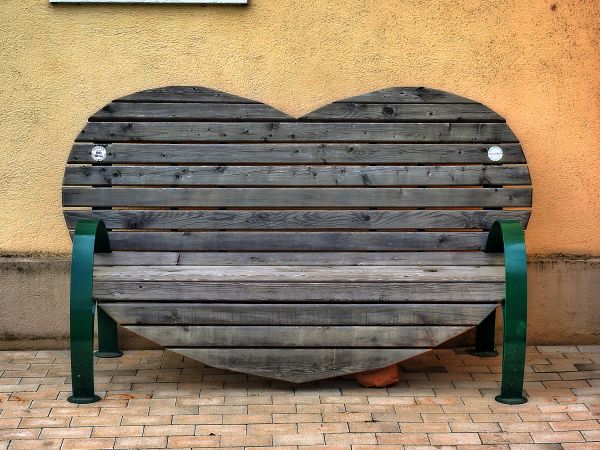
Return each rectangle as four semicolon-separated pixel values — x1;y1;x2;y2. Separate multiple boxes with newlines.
92;102;499;122
173;348;426;383
93;102;292;121
66;210;531;231
63;165;531;186
77;121;517;143
125;325;471;347
94;281;505;302
63;187;532;208
101;231;487;251
94;251;505;266
68;143;527;164
303;103;502;122
335;87;475;104
117;86;259;103
93;265;504;283
101;303;498;326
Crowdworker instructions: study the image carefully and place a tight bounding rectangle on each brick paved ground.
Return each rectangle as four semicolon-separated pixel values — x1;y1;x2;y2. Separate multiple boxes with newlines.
0;345;599;449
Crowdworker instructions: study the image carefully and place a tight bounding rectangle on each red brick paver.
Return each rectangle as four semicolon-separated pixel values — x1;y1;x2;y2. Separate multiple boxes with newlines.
0;345;599;449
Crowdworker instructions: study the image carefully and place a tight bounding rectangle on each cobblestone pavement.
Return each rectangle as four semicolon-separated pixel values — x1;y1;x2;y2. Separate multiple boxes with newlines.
0;346;599;449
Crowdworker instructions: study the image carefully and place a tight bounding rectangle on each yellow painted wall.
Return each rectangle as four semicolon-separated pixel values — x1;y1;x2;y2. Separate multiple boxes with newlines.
0;0;599;255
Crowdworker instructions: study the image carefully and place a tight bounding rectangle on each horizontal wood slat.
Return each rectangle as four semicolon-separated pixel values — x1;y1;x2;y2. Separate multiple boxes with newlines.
76;121;517;143
94;102;292;121
126;325;471;348
102;303;498;326
65;210;530;231
93;102;500;122
303;103;502;122
93;251;505;266
63;165;531;186
174;348;426;383
93;265;504;283
94;281;505;302
99;231;488;251
63;187;532;208
118;86;260;104
68;143;526;164
337;87;475;104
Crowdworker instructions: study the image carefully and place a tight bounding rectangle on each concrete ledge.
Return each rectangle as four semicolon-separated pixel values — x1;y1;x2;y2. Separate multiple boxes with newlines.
0;255;598;349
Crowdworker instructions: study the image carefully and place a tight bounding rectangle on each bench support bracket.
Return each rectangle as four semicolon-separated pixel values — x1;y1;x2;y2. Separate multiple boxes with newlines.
484;220;528;405
68;219;118;404
472;310;499;357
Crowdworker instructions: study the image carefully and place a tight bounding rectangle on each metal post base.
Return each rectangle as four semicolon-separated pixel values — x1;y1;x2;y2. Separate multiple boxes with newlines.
67;394;101;404
495;395;527;405
94;350;123;358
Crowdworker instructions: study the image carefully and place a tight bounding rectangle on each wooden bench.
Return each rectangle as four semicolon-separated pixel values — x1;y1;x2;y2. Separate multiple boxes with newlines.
62;85;531;405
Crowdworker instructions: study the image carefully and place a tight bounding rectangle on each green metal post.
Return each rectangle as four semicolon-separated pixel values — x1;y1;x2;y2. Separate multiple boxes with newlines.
472;309;499;357
485;220;528;405
68;219;113;404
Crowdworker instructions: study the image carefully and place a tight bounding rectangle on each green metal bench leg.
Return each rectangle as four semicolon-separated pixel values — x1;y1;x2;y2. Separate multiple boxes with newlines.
485;220;528;405
68;219;111;404
471;310;499;357
95;308;123;358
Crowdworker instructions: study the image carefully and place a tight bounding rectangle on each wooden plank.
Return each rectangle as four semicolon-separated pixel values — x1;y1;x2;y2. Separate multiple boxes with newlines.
100;231;488;251
303;103;502;122
101;303;498;326
117;86;259;103
125;325;471;348
63;165;531;186
93;102;293;121
76;121;517;143
335;87;475;104
66;210;531;231
68;143;527;164
93;265;505;283
94;251;505;266
62;187;532;208
93;102;499;122
173;347;426;382
94;281;505;302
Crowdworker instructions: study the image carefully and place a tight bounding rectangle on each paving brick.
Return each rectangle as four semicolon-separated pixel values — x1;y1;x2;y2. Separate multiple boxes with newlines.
428;432;481;445
274;413;322;423
325;432;377;445
40;427;92;438
249;423;298;435
61;438;116;449
479;432;533;444
91;425;143;437
166;435;220;447
6;439;62;450
273;433;325;445
220;434;273;446
143;424;195;436
376;432;431;445
531;431;585;443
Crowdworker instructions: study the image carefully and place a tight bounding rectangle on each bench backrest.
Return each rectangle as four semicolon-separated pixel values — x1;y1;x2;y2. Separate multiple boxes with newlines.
62;86;531;251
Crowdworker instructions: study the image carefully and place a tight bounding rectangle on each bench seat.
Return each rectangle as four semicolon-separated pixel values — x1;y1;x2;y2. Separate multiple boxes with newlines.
92;252;504;382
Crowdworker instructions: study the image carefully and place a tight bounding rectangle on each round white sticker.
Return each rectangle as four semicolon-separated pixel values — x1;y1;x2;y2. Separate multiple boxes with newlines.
90;146;107;162
487;146;503;162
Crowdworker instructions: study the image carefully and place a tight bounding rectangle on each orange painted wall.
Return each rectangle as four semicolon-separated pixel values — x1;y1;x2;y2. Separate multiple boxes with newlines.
0;0;599;255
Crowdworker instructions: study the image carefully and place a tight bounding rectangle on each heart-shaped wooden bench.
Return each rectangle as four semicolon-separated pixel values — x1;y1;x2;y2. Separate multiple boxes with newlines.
63;85;530;404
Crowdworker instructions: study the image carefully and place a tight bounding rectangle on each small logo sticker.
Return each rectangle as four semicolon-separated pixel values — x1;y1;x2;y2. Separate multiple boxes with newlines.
487;146;503;161
90;146;107;162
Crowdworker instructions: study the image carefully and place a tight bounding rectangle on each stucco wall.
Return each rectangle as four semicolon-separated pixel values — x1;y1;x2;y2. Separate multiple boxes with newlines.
0;0;599;255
